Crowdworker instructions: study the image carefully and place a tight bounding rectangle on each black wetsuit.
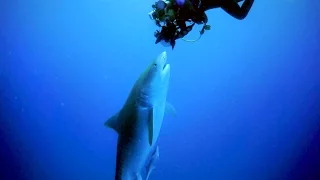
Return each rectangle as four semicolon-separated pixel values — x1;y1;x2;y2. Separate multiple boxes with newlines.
200;0;254;20
155;0;255;49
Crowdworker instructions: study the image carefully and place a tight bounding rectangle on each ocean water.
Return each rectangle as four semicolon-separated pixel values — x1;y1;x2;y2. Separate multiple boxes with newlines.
1;0;320;179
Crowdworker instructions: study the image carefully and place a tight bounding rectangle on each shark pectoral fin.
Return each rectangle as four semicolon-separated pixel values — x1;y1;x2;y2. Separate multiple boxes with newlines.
148;108;154;146
165;102;177;117
146;146;160;180
104;112;120;133
136;173;142;180
146;167;153;180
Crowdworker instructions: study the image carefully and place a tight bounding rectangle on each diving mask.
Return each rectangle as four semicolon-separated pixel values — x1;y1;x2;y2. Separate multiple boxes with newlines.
148;0;174;22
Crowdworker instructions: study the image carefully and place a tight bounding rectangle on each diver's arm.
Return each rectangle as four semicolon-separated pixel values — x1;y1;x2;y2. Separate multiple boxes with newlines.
220;0;254;20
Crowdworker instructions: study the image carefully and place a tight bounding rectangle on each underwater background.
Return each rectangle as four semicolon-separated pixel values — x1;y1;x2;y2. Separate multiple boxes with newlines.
1;0;319;179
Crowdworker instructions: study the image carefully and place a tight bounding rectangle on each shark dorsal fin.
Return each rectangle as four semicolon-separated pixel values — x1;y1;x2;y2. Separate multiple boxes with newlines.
104;112;120;134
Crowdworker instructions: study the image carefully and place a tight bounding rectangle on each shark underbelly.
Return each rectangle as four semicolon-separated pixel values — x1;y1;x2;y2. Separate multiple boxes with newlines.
115;126;156;180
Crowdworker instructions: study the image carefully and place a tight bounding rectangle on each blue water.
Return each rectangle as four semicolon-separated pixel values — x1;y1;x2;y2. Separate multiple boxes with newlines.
1;0;320;179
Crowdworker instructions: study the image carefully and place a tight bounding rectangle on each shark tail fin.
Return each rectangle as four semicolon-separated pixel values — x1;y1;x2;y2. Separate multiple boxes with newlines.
104;112;120;134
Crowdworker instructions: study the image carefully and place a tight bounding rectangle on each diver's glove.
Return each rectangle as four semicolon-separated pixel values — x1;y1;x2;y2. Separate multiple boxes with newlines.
200;24;211;35
154;30;176;49
193;11;208;24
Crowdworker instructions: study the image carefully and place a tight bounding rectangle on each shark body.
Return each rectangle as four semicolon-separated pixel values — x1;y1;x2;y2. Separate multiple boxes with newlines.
105;51;175;180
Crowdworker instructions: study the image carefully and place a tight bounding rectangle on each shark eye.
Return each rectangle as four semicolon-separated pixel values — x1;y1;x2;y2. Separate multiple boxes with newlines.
154;63;157;67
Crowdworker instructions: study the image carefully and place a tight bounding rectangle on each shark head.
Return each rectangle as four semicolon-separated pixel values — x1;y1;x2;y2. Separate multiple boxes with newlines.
138;51;170;106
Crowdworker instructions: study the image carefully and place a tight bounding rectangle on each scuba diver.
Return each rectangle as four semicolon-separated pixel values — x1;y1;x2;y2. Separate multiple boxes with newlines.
148;0;255;49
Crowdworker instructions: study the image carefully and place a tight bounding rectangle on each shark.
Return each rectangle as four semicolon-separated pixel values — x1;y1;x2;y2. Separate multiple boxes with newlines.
105;51;175;180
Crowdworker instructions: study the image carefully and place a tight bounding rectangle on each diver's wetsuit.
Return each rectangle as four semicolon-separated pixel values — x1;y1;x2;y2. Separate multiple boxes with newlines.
199;0;254;20
155;21;195;49
155;0;255;49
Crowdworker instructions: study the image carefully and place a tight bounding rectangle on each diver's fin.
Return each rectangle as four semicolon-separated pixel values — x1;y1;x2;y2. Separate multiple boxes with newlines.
146;146;160;180
104;112;120;134
166;102;177;117
148;108;154;146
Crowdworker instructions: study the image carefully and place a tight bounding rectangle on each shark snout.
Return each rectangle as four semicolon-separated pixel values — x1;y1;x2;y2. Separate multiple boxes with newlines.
159;51;168;70
161;51;167;59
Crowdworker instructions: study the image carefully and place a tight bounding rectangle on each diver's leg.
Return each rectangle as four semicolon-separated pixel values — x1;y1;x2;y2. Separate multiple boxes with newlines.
220;0;254;20
201;0;244;11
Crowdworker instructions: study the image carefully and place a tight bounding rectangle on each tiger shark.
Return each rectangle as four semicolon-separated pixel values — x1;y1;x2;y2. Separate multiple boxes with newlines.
105;51;175;180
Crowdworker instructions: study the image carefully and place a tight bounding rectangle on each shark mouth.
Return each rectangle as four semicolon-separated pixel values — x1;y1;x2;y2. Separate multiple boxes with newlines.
163;63;169;71
163;63;168;70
